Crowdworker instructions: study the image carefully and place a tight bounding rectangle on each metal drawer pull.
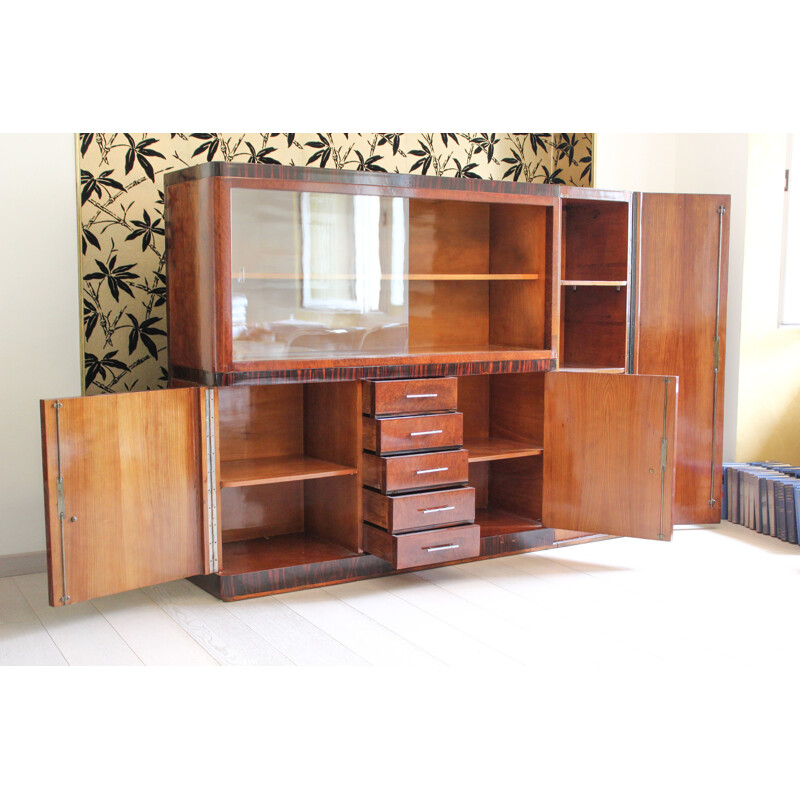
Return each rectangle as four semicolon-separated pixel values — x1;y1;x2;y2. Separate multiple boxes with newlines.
410;429;443;436
422;505;456;514
406;393;438;398
415;467;448;475
425;544;459;552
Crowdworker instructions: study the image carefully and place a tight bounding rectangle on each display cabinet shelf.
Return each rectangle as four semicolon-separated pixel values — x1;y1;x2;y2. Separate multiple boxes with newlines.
475;508;545;538
560;280;627;287
463;437;544;462
219;456;358;488
238;273;540;281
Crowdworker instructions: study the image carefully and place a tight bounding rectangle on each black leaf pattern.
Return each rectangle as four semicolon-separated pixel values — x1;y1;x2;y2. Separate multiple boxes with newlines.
78;132;593;393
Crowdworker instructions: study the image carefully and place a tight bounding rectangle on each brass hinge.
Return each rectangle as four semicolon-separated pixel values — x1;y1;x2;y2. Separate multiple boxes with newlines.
660;438;668;471
52;401;69;604
56;477;65;519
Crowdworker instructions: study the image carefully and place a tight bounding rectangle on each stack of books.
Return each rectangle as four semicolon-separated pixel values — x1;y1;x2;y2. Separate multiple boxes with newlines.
721;462;800;544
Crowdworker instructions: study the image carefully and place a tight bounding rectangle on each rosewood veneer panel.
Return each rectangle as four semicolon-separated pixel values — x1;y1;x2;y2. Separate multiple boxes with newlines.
636;194;729;524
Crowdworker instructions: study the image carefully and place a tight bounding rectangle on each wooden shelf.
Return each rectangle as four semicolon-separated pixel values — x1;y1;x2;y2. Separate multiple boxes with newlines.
475;508;544;538
464;437;543;463
558;365;626;374
219;456;358;488
561;280;627;287
219;532;358;574
235;273;540;281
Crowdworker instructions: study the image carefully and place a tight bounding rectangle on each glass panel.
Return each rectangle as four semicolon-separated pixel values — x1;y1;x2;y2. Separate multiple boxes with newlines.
230;188;409;361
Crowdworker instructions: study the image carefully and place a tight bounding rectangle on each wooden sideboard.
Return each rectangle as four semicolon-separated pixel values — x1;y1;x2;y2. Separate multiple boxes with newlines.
40;165;729;606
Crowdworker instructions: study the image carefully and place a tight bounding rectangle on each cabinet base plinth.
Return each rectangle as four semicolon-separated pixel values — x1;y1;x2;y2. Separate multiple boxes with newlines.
191;527;556;601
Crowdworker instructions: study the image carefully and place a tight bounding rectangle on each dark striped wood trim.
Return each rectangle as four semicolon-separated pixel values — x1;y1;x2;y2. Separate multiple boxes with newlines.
479;526;554;557
172;358;556;387
163;162;561;200
189;527;556;601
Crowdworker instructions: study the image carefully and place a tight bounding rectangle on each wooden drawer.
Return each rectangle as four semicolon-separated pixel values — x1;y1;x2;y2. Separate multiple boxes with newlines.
363;522;480;569
363;413;463;455
362;377;457;417
363;486;475;533
363;449;469;494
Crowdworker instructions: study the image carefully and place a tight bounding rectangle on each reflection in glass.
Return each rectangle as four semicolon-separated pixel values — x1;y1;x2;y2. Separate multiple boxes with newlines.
230;188;409;361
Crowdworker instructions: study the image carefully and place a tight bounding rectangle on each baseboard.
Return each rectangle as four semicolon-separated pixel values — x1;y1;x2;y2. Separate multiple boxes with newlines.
0;550;47;578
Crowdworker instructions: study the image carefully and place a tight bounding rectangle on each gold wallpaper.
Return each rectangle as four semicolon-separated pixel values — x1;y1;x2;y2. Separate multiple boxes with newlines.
77;133;594;393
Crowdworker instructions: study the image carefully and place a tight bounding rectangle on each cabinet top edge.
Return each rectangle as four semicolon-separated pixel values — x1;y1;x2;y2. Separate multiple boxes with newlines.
162;162;564;199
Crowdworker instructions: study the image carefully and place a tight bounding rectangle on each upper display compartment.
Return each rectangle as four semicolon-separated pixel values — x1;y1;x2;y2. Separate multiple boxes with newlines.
164;164;566;384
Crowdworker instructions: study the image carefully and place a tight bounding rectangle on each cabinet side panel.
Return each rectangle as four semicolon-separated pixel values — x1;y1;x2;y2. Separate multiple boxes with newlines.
636;194;729;524
166;177;220;375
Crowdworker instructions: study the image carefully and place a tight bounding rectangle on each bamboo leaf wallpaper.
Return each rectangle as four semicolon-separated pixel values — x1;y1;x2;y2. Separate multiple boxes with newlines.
77;132;594;394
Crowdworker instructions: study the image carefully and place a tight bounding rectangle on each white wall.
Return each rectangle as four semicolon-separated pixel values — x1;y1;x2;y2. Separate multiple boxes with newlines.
0;134;81;557
595;133;749;462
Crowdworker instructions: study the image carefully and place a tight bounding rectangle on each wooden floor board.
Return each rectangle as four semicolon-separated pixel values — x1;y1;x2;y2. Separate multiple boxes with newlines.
5;522;800;670
0;577;67;666
142;580;293;666
13;573;142;666
91;589;220;666
224;594;368;666
275;585;443;666
323;578;521;667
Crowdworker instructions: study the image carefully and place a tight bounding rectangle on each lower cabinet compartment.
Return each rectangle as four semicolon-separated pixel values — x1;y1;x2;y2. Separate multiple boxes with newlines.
363;523;481;569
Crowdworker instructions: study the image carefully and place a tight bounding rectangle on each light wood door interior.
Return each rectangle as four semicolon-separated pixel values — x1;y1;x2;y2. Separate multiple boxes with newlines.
40;388;209;606
543;372;677;540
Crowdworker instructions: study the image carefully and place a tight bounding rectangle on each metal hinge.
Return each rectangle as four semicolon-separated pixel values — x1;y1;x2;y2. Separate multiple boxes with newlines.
786;169;790;192
713;337;720;372
52;401;69;604
660;438;668;471
56;477;65;519
205;389;219;574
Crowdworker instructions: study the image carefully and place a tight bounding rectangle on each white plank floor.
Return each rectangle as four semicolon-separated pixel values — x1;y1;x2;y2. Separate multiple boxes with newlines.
3;520;800;668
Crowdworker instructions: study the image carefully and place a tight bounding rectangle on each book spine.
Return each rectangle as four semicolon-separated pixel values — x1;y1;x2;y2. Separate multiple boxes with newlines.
768;478;778;537
776;483;787;541
794;486;800;546
759;477;769;534
786;484;798;545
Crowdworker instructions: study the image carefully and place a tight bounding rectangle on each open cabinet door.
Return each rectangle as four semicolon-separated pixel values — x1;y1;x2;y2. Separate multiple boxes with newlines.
40;388;217;606
543;372;677;541
635;193;729;524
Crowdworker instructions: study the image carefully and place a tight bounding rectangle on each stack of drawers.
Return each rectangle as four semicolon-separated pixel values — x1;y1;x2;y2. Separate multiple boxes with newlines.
361;377;480;569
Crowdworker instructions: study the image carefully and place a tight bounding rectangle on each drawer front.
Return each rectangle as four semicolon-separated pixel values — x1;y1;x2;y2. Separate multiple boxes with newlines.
363;522;481;569
363;378;457;417
364;486;475;533
363;449;470;493
363;413;463;455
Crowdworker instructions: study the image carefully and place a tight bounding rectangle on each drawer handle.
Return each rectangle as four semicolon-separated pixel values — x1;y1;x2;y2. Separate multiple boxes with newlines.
410;429;443;437
422;505;456;514
406;393;438;398
425;544;459;552
415;467;448;475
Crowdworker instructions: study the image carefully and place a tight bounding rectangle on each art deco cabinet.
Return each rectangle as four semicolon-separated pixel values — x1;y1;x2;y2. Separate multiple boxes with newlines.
40;165;729;606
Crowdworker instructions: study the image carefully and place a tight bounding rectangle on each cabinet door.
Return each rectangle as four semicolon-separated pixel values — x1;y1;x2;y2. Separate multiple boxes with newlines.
40;388;216;606
543;372;677;540
635;193;729;524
